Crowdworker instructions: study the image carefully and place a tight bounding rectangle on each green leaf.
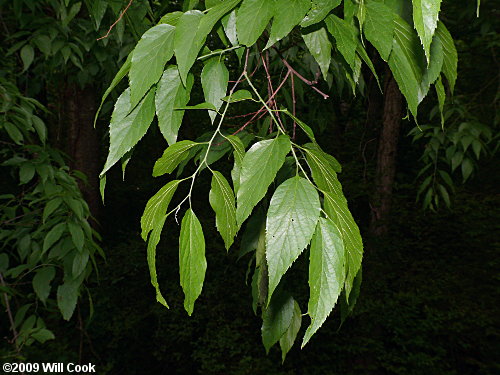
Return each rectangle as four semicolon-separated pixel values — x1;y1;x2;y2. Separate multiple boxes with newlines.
266;176;320;302
20;44;34;72
364;1;395;61
461;158;473;182
209;171;238;250
68;221;85;251
226;135;245;194
262;293;295;353
101;87;156;175
43;198;62;223
282;110;316;143
174;10;204;84
302;218;345;347
89;1;107;29
175;103;218;111
340;265;362;326
175;0;242;84
388;15;426;118
141;180;181;240
221;89;254;103
32;266;56;304
236;135;291;227
302;26;332;80
300;0;341;28
435;21;457;93
237;0;274;46
265;0;311;49
31;328;55;344
222;9;239;46
42;223;66;254
4;122;23;144
94;52;132;126
306;152;363;298
435;75;445;127
57;279;80;321
324;14;357;71
153;141;199;177
303;144;342;172
146;215;169;307
156;66;194;145
32;115;46;144
159;11;184;26
129;24;175;108
201;58;229;123
19;163;35;184
72;250;89;277
279;299;301;362
412;0;442;63
179;209;207;316
419;35;444;100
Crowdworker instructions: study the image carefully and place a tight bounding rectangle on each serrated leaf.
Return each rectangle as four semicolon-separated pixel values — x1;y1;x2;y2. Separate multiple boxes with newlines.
42;223;66;254
364;1;395;61
302;217;345;347
57;279;80;321
209;171;237;250
300;0;341;27
306;152;362;298
202;58;229;123
153;141;199;177
130;24;175;108
32;266;56;304
435;75;445;127
156;66;194;145
179;209;207;316
282;110;316;143
324;14;357;71
95;52;132;126
4;122;23;144
302;26;332;80
419;35;444;100
304;143;342;173
226;135;245;193
279;298;301;362
20;44;34;72
72;250;89;277
412;0;442;63
31;328;55;344
266;176;320;302
68;222;84;251
435;21;457;93
141;180;180;240
265;0;311;49
146;215;169;307
221;89;254;103
176;103;218;111
174;10;204;84
19;163;35;184
101;88;156;175
388;15;426;118
237;0;274;46
262;292;294;353
159;11;184;26
236;135;291;227
175;0;241;84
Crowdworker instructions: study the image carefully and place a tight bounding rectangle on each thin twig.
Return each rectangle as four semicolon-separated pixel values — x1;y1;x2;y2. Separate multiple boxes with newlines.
97;0;134;41
0;273;21;357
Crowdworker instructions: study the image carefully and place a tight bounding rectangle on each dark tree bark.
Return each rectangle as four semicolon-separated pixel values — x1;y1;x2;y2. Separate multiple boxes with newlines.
369;70;403;236
61;84;102;223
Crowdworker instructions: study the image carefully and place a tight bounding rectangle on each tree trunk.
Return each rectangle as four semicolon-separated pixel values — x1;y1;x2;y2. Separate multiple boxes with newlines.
62;84;102;224
369;70;403;236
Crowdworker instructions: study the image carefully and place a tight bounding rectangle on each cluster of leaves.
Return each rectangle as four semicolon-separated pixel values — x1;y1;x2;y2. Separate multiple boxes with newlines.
0;77;102;355
2;0;154;89
410;100;496;210
98;0;458;358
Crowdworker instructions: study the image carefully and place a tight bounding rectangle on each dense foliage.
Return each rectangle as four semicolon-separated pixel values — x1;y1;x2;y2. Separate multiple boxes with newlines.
0;0;498;372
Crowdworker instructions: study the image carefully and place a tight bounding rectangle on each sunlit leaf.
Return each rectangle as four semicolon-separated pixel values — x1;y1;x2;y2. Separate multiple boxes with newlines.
209;171;237;250
201;58;229;123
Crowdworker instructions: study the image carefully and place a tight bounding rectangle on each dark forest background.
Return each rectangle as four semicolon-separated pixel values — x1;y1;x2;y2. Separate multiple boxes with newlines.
1;1;498;374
